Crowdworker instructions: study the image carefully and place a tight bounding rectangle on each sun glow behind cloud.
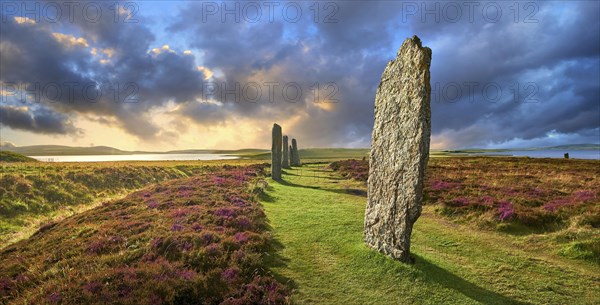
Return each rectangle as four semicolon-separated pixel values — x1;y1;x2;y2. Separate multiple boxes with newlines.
51;33;89;48
0;1;598;151
13;16;36;24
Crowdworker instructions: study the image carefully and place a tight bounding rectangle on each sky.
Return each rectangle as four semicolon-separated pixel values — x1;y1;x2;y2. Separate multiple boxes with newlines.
0;0;599;151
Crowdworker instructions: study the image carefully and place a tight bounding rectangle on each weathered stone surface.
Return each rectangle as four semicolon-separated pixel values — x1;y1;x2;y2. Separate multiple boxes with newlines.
291;139;301;166
282;136;290;168
271;124;282;180
289;145;294;166
364;36;432;263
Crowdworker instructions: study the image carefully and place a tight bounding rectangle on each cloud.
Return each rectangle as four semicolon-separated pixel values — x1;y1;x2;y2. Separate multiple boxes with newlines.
13;16;35;25
0;105;80;134
0;1;207;141
1;1;598;149
406;1;600;147
0;140;16;148
165;1;599;148
166;1;399;147
51;32;89;48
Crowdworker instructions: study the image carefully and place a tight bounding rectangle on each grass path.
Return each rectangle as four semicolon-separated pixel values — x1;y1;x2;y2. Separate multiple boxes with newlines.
261;164;599;305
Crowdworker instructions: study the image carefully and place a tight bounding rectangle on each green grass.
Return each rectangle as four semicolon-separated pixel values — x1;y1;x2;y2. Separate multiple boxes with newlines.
0;151;37;162
236;148;453;161
232;148;370;161
0;160;265;247
261;164;600;304
2;157;598;304
329;157;600;265
1;145;132;156
0;165;289;304
295;148;369;160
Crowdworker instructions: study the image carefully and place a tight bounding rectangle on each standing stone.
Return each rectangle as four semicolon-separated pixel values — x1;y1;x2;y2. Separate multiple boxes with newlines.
364;36;432;263
564;153;569;159
282;136;290;168
271;124;282;180
289;145;294;166
291;139;301;166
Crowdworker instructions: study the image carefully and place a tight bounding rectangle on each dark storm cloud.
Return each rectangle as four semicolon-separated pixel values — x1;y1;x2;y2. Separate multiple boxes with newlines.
165;0;599;148
2;0;598;148
0;0;206;140
167;1;399;147
405;1;600;147
0;105;78;134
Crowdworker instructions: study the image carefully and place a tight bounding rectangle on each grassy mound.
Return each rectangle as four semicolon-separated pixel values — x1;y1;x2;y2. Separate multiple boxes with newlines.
0;151;37;162
0;164;289;304
0;163;214;246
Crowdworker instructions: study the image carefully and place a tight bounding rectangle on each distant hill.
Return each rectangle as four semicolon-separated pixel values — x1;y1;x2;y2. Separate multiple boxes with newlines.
230;148;370;160
298;148;369;159
2;143;596;157
165;148;269;155
446;144;599;154
543;144;600;150
0;145;132;156
214;148;270;155
0;151;37;162
0;145;272;156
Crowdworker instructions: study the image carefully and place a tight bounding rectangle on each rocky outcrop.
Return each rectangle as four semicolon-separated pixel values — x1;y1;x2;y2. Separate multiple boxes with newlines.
364;36;432;263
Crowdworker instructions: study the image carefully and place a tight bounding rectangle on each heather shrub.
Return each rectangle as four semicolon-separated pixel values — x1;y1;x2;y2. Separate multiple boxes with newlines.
329;159;369;181
1;166;189;214
330;157;600;231
0;165;289;304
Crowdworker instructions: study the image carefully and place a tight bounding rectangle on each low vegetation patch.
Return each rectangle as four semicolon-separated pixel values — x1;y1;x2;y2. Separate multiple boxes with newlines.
265;164;599;304
329;159;368;181
0;151;37;162
330;157;600;262
0;164;288;304
0;162;216;246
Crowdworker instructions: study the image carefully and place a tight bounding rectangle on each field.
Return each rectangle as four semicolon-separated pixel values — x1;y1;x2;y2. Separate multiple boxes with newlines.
1;155;599;304
1;164;289;304
0;160;260;246
330;158;600;263
263;164;599;304
233;148;451;161
226;148;370;161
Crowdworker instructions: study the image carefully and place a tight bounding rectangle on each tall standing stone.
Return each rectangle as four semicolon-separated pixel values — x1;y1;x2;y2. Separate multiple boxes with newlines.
271;124;282;180
282;136;290;168
289;145;294;166
291;139;300;166
364;36;432;263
